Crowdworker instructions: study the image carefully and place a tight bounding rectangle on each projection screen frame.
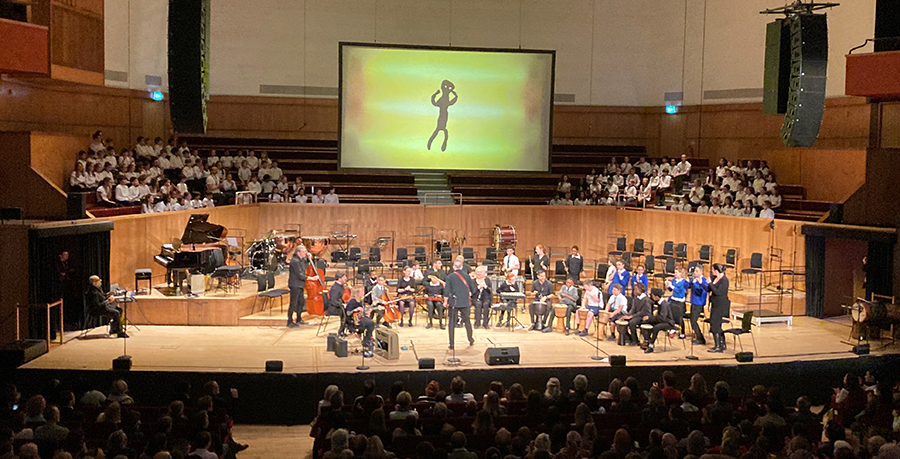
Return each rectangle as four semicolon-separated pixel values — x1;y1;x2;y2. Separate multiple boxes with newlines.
338;41;556;173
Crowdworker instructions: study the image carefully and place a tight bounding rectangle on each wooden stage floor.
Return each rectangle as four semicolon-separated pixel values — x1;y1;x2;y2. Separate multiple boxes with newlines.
22;311;886;374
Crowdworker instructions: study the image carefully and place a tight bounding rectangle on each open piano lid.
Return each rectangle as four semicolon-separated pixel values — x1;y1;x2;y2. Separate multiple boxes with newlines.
181;214;226;244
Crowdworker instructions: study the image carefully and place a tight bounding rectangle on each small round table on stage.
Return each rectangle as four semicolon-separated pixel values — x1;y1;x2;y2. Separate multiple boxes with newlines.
553;305;567;332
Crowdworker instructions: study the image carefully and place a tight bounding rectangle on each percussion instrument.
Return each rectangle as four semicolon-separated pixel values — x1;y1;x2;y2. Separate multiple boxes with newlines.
531;301;548;317
247;238;278;272
615;319;630;346
553;305;568;332
577;309;588;332
488;275;505;293
493;225;517;250
500;292;526;300
301;236;330;257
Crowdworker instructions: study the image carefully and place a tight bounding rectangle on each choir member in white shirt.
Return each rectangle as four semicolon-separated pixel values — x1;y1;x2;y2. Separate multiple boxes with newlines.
89;131;106;154
502;248;520;276
141;197;155;214
176;178;189;195
84;164;100;189
709;197;723;215
276;177;290;193
688;179;705;205
715;158;728;178
729;201;742;216
260;175;276;195
606;158;619;175
247;176;262;195
246;151;259;170
759;202;776;219
207;149;219;167
153;137;164;156
202;192;216;208
152;196;168;213
269;191;284;203
619;156;633;175
169;151;184;170
220;151;233;170
742;200;757;218
585;168;597;185
612;173;625;187
673;154;692;191
270;161;283;181
769;190;782;209
291;177;304;194
637;157;652;177
238;162;252;184
697;200;710;214
638;177;653;207
764;175;777;192
257;160;271;180
311;189;326;203
69;163;87;191
96;178;116;207
623;180;638;206
759;160;770;176
294;191;309;203
574;191;590;206
157;154;171;171
181;161;195;180
135;177;151;201
751;172;766;193
678;197;692;213
656;173;672;206
115;178;135;206
324;187;340;204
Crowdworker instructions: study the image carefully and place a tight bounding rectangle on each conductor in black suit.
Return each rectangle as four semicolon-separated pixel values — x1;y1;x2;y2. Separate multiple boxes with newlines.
288;244;315;328
707;263;731;353
444;256;476;350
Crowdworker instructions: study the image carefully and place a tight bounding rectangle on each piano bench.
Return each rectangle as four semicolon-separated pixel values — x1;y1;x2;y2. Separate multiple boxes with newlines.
135;269;153;294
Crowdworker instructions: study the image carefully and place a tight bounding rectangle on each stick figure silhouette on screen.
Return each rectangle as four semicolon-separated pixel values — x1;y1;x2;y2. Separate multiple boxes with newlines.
427;79;458;152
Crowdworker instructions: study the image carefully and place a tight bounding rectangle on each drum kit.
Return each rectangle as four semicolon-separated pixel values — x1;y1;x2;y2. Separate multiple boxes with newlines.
245;231;331;274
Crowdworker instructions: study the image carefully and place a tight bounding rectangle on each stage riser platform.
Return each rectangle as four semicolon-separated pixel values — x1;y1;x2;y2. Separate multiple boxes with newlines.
130;294;262;326
12;355;900;425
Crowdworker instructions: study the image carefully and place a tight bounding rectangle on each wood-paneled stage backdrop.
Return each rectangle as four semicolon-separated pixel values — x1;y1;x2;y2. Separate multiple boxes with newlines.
106;203;804;301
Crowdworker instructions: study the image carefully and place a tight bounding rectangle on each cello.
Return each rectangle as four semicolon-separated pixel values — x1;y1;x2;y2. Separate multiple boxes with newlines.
304;250;327;316
379;290;399;324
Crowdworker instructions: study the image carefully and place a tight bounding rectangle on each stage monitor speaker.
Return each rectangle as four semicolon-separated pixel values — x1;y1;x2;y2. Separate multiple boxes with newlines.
168;0;210;134
875;0;900;52
418;357;435;369
265;360;283;372
334;338;348;358
610;355;626;366
763;19;791;115
67;193;87;220
326;333;338;352
735;352;754;362
375;328;399;360
0;339;47;368
852;343;870;355
780;14;828;147
113;355;132;371
484;347;520;366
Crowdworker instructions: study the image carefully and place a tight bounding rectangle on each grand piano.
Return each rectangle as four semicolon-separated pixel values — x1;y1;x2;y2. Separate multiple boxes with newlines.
154;214;227;290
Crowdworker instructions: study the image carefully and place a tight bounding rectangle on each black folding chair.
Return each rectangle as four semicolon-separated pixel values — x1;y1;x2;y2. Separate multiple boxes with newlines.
741;253;764;288
724;311;757;354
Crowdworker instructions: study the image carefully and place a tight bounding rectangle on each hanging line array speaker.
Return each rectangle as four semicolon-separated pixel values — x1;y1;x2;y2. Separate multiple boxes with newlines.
168;0;211;134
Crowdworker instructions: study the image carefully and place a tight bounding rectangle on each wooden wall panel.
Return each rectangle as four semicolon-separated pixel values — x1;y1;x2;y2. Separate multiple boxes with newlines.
50;1;104;74
0;78;165;148
0;132;68;219
30;132;86;190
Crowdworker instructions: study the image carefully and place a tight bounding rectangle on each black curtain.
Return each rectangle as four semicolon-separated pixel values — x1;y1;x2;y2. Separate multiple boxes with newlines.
867;240;893;298
805;234;825;318
27;230;110;338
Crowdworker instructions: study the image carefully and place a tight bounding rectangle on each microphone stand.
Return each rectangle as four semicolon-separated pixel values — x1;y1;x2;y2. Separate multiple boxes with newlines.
356;343;369;371
580;335;610;362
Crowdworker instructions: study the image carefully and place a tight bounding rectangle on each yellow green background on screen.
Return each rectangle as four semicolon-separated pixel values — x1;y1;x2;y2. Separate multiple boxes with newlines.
340;45;553;171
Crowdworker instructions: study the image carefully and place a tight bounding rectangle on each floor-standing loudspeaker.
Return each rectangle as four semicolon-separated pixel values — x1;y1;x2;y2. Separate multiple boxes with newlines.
168;0;210;134
780;14;828;147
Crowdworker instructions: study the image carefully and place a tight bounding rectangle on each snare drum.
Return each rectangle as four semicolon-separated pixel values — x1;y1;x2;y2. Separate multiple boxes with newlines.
493;225;517;250
301;236;330;256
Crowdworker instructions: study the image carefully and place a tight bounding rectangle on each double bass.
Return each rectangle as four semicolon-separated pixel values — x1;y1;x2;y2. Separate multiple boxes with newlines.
304;251;327;316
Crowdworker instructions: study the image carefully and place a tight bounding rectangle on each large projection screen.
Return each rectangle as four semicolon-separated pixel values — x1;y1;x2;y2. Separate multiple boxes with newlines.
339;43;554;172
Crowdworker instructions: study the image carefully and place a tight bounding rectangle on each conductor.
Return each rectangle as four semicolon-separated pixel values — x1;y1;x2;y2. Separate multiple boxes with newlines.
444;256;476;350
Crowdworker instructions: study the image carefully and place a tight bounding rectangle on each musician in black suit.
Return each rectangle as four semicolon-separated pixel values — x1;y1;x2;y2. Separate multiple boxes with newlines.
288;244;314;327
328;271;348;335
707;264;731;353
565;246;584;281
444;256;476;350
642;288;675;353
531;270;554;332
625;282;650;345
85;275;126;338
